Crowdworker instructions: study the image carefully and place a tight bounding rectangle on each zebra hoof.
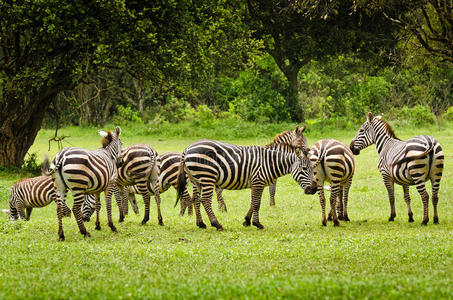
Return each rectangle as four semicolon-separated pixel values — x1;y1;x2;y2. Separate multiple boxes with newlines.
333;221;340;227
344;215;350;222
421;219;428;226
216;225;224;231
408;216;414;223
327;215;332;221
433;217;439;224
59;234;65;241
322;220;327;226
243;217;251;227
141;219;149;225
158;219;164;226
95;222;101;230
197;222;207;229
118;217;124;223
109;224;117;232
252;222;264;229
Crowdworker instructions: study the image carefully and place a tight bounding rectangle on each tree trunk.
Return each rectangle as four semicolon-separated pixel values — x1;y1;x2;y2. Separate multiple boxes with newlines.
284;68;304;122
0;94;55;167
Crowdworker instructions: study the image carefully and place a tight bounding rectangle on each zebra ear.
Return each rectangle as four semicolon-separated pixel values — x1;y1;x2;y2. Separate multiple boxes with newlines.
298;125;306;133
98;130;108;138
116;126;122;137
367;112;374;123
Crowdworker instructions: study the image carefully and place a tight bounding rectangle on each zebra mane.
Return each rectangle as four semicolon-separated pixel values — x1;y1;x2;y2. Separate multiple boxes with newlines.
266;130;293;147
101;131;114;148
375;117;400;140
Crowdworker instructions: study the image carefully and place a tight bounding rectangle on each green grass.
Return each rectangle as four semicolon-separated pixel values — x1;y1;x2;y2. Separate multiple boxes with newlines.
0;124;452;299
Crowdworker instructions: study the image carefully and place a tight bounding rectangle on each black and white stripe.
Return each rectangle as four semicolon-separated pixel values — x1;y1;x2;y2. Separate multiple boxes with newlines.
350;112;444;224
49;127;123;241
176;130;307;230
8;157;96;222
295;139;355;226
113;144;162;225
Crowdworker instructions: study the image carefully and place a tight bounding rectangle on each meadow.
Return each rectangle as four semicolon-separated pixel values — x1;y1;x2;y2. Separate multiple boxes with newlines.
0;123;452;299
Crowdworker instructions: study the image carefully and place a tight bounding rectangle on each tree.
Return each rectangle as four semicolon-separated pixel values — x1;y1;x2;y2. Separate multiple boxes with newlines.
245;0;398;121
0;0;259;167
370;0;452;63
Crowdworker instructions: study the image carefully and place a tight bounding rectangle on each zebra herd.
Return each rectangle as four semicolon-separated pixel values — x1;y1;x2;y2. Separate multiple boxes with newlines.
4;112;444;240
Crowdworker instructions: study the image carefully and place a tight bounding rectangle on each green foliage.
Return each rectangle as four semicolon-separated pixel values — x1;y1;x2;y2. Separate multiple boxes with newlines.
395;105;436;126
22;153;42;175
188;105;217;128
111;105;144;126
442;106;453;122
222;55;291;122
348;76;392;120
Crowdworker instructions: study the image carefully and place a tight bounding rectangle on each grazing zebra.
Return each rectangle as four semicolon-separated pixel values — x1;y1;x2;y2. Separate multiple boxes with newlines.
113;144;162;225
49;127;123;241
350;113;444;225
176;126;308;230
295;139;355;226
7;156;95;221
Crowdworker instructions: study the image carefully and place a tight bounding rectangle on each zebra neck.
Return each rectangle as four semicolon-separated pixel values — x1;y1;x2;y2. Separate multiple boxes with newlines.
104;142;119;161
374;127;397;155
274;151;298;178
266;143;297;153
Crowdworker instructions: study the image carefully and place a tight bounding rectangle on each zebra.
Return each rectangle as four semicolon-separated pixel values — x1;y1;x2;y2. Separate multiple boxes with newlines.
349;112;444;225
113;144;163;225
295;139;355;226
49;127;123;241
114;152;227;218
179;126;308;214
175;126;308;230
7;156;96;221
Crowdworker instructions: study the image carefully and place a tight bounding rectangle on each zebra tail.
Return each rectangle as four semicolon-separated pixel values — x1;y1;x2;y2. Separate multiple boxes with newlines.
175;159;188;208
42;154;51;176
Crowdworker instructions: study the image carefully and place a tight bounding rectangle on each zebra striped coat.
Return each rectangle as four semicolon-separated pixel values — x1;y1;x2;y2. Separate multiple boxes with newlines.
50;127;122;241
295;139;354;226
114;152;227;217
350;113;444;225
176;134;307;231
113;144;162;225
8;156;95;221
206;126;308;210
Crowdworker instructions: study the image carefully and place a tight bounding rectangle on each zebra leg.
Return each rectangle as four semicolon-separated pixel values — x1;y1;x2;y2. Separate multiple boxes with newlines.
150;180;164;226
414;180;430;225
251;185;265;229
26;207;33;220
128;190;139;215
318;188;327;226
215;187;227;212
383;176;396;221
269;181;277;206
336;187;344;220
192;184;206;228
329;185;341;226
8;199;18;220
105;185;117;232
72;192;91;238
179;188;192;216
342;180;352;222
430;173;441;224
95;194;101;230
113;185;125;223
402;185;414;222
199;184;223;231
16;201;27;220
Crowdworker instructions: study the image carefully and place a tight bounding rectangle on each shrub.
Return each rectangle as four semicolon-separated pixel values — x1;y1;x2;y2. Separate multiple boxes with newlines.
397;105;436;126
188;105;217;127
22;152;42;175
441;106;453;122
111;105;143;125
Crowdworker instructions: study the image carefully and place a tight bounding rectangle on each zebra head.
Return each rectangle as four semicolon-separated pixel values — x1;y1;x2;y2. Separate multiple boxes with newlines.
99;126;123;167
291;152;317;195
350;112;377;155
268;125;308;154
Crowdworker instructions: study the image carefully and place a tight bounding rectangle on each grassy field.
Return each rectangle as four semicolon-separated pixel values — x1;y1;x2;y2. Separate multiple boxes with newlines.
0;124;452;299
